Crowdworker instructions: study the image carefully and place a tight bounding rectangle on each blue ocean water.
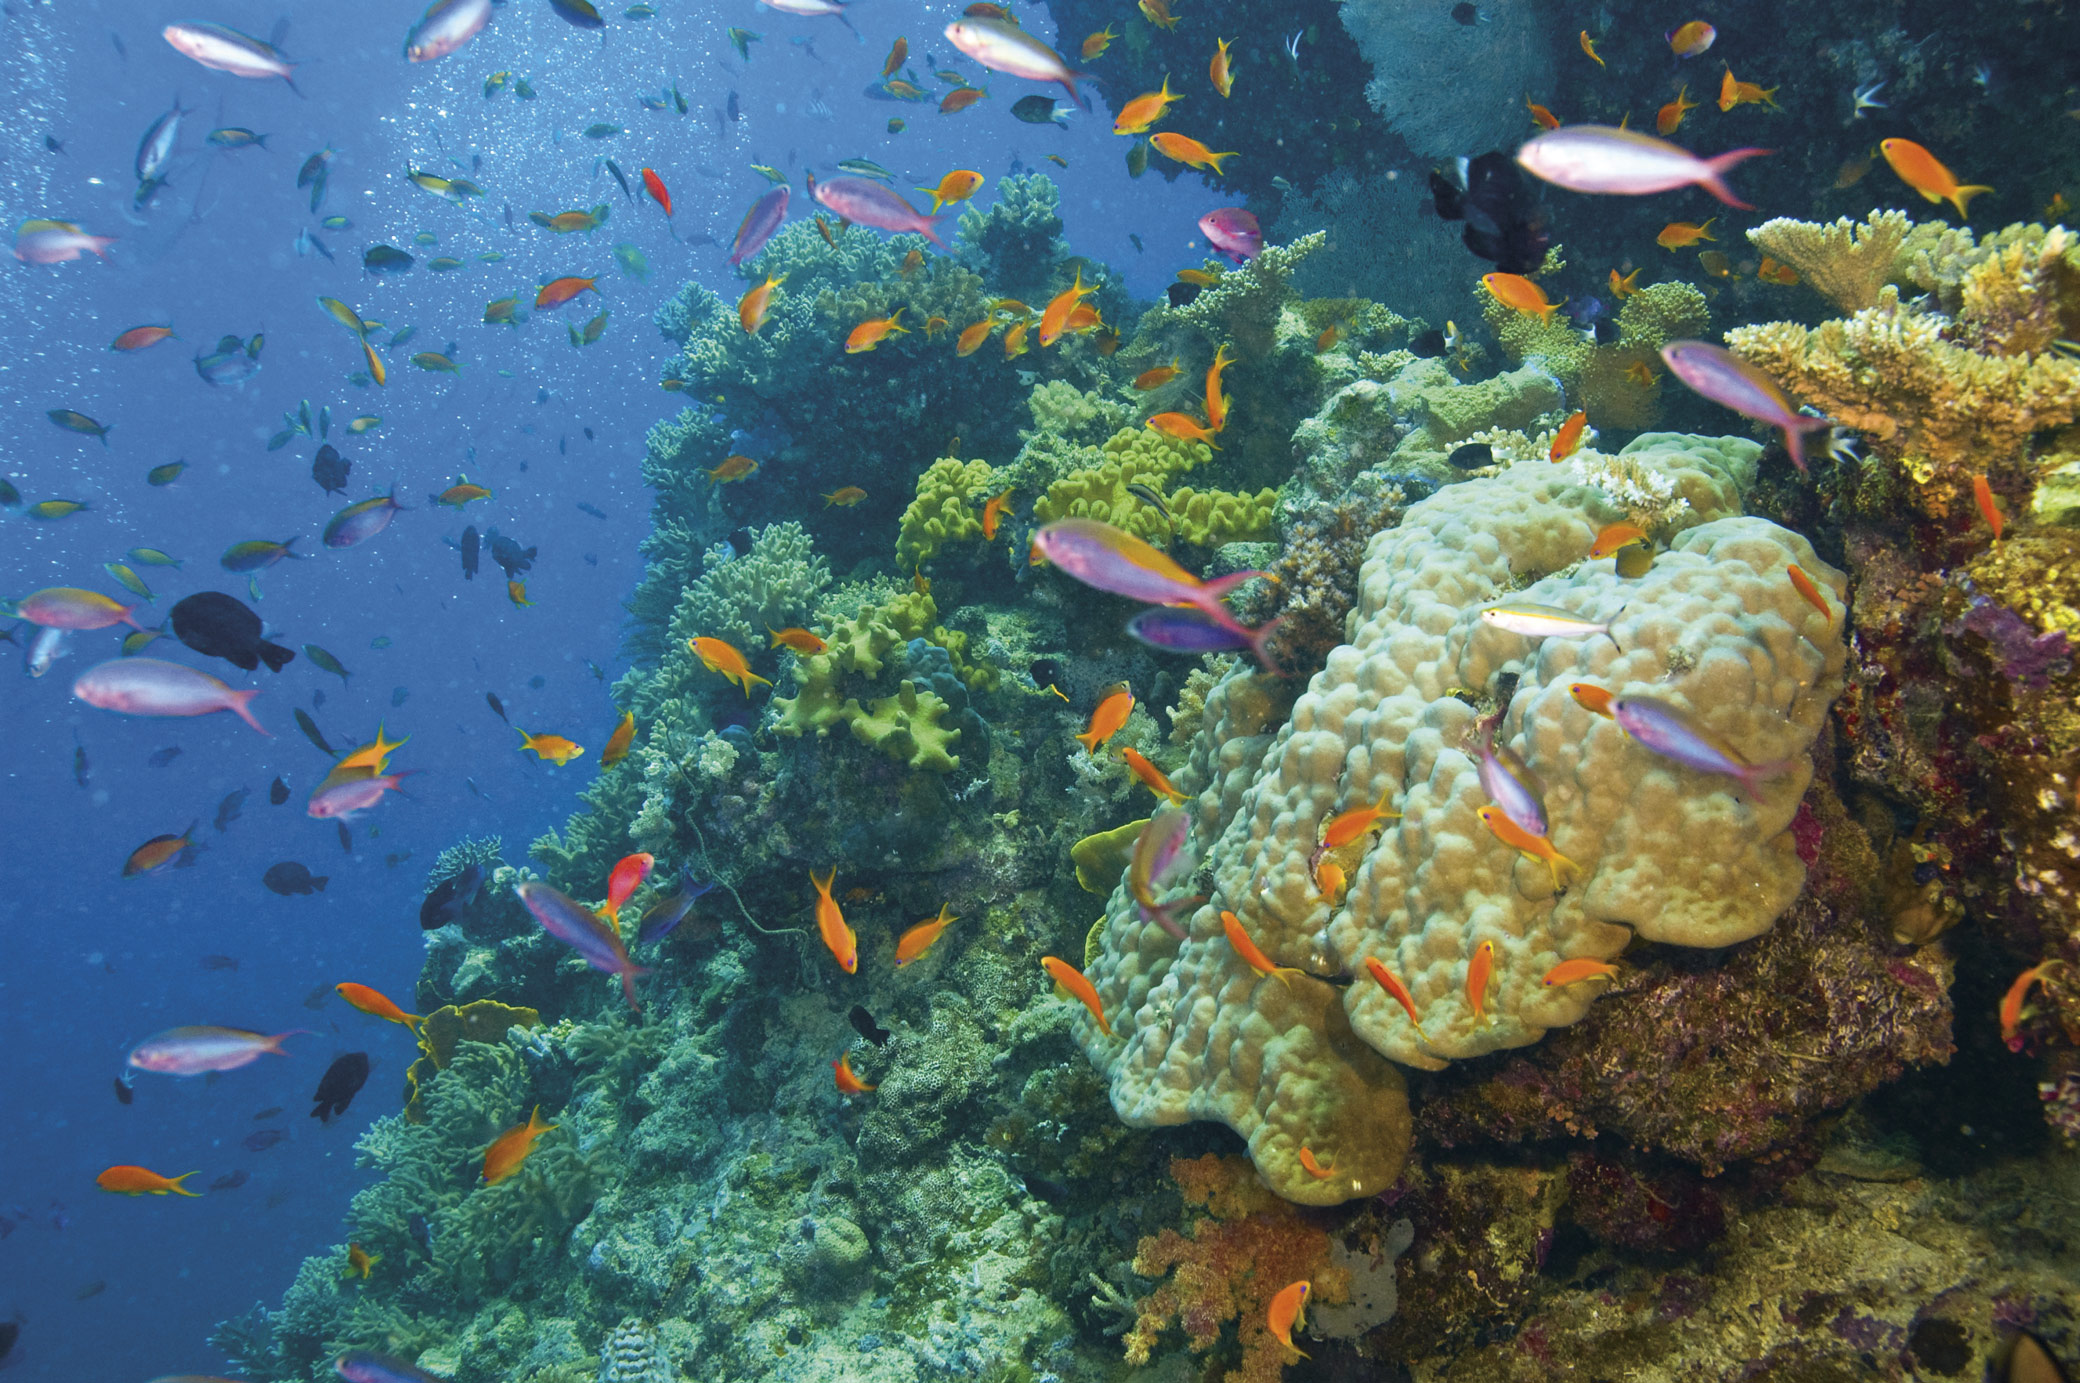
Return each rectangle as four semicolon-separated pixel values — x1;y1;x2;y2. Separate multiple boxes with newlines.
0;4;1216;1377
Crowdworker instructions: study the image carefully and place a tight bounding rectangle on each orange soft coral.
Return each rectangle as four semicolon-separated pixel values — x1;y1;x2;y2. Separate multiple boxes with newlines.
1124;1155;1351;1383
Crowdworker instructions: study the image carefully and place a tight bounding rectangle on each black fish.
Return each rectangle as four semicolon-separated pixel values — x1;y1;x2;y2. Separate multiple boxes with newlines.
269;776;290;805
1022;1172;1072;1204
1428;150;1549;275
295;708;333;754
147;746;182;767
420;862;485;929
244;1128;288;1151
0;1319;16;1367
406;1211;433;1256
363;244;415;274
390;685;410;708
726;90;741;122
1447;441;1494;470
254;1106;282;1120
1010;94;1067;126
337;822;353;854
263;861;328;895
169;591;295;673
113;1076;133;1105
73;1280;105;1301
575;501;606;519
1592;317;1620;345
310;1052;371;1124
200;954;240;970
214;787;249;832
583;427;594;441
1029;657;1067;696
486;691;507;721
1451;1;1479;21
74;743;89;787
486;530;536;579
848;1005;891;1046
209;1170;249;1192
311;443;350;496
460;524;480;580
1409;328;1447;358
1166;281;1202;308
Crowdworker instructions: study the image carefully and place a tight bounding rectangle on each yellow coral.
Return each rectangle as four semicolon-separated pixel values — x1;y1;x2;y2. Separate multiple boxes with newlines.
1031;425;1274;546
894;457;996;567
1746;211;1912;313
1483;279;1706;431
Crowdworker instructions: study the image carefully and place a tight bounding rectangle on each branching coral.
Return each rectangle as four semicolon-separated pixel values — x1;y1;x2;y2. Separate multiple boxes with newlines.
1484;278;1707;431
1747;211;1913;314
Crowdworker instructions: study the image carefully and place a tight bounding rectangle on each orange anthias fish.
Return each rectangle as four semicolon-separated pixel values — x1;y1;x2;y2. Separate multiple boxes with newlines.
895;903;958;966
955;319;995;356
1041;955;1112;1034
1668;20;1715;57
738;274;783;334
1082;25;1115;59
1549;409;1588;461
1210;36;1235;96
1479;805;1579;891
1314;858;1346;905
1149;132;1236;174
918;169;984;212
1482;272;1562;321
112;324;177;352
1138;0;1179;28
1579;30;1604;66
1121;747;1187;805
901;248;925;277
97;1165;200;1197
336;981;423;1029
1113;76;1181;135
1175;268;1220;286
1145;411;1220;447
882;35;906;76
640;167;672;216
1786;563;1833;623
2000;960;2065;1043
1655;85;1698;134
1315;323;1340;353
483;1105;556;1185
345;1243;381;1280
824;486;869;507
1465;938;1496;1024
922;314;950;338
1364;956;1424;1029
1221;910;1303;987
1624;360;1659;387
981;488;1016;539
1003;319;1030;358
1609;266;1643;297
506;579;533;608
1038;269;1096;347
1076;682;1134;753
124;824;198;876
535;276;598;309
1717;67;1779;111
600;710;637;767
1204;343;1234;433
1526;99;1561;131
1133;359;1181;390
706;454;760;483
1757;256;1800;285
939;86;987;114
1298;1147;1336;1177
769;626;828;654
1569;682;1616;719
517;727;586;765
846;309;908;353
1318;787;1399;851
1590;522;1648;558
1656;218;1716;249
812;867;857;973
1973;474;2003;539
1544;958;1619;987
602;852;655;924
833;1052;878;1094
1268;1280;1312;1361
690;636;773;697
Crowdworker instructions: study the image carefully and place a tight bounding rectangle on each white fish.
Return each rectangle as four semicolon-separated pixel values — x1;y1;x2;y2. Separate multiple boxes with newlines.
73;657;268;734
1516;125;1768;209
942;17;1091;108
755;0;857;35
26;626;70;679
404;0;492;62
161;22;299;88
1478;602;1612;639
13;219;116;264
135;98;187;186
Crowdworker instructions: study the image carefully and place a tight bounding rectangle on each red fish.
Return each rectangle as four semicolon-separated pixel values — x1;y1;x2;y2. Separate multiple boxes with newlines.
1972;473;2003;540
833;1052;877;1094
603;852;655;923
640;167;672;216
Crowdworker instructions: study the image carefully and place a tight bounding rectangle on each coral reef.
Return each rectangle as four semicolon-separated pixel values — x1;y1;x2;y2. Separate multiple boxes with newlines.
1340;0;1558;161
1028;425;1276;549
1483;275;1709;431
1747;210;1914;314
894;457;998;569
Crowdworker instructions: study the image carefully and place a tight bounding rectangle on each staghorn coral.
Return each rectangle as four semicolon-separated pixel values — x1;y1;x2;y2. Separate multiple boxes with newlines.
1071;437;1848;1203
895;456;997;568
1747;211;1914;314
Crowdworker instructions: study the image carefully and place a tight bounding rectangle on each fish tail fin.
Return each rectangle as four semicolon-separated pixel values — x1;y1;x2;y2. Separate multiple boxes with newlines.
1735;756;1798;798
170;1171;202;1196
620;968;644;1012
1781;413;1834;474
918;212;951;249
1241;614;1286;674
1951;183;1993;218
258;639;296;673
228;688;269;736
812;866;835;896
1059;74;1094;114
1198;569;1270;602
1698;147;1770;208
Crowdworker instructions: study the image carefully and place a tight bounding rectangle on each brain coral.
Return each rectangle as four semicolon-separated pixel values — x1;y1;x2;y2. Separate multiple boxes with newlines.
1067;434;1849;1204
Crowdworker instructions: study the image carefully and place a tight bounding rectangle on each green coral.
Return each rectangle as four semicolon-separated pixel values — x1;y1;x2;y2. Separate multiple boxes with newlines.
1030;424;1277;546
852;679;962;774
1483;276;1709;431
895;457;998;567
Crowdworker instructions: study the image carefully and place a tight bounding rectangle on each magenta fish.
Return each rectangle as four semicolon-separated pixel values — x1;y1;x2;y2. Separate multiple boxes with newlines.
941;17;1090;109
16;587;143;631
13;219;117;264
336;1351;448;1383
1659;341;1833;472
1127;807;1201;939
1610;694;1794;796
808;175;948;248
1197;207;1261;264
1126;606;1258;653
323;489;406;548
1031;518;1279;670
1478;733;1548;837
1515;125;1769;209
728;185;790;266
307;770;413;820
515;880;650;1011
73;658;267;734
127;1025;304;1075
404;0;492;61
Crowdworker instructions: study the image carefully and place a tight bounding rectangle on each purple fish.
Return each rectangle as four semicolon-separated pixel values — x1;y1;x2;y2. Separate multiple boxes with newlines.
1125;606;1256;653
13;221;116;264
808;175;948;248
1478;733;1548;837
728;185;790;266
1197;207;1261;264
1610;694;1793;796
1031;519;1279;670
17;586;143;631
306;770;413;820
515;880;650;1011
1128;807;1199;939
636;873;717;944
127;1025;304;1075
337;1351;449;1383
323;488;407;548
73;657;268;734
1515;125;1769;208
1659;341;1833;473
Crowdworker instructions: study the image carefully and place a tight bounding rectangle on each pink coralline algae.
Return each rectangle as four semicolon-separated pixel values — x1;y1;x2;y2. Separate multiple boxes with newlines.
1947;595;2072;688
2038;1067;2080;1140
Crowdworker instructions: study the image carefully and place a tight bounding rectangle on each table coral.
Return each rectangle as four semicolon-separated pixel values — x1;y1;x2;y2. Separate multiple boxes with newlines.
1746;211;1913;314
1071;436;1847;1203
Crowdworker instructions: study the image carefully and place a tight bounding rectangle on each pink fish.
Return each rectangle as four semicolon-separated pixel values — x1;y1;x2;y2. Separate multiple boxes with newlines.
1515;125;1769;209
161;21;300;87
1128;807;1201;939
1198;207;1261;264
1030;519;1279;670
942;17;1091;110
755;0;857;32
13;219;116;264
16;587;143;631
808;175;948;249
1660;341;1833;472
1611;694;1794;796
307;770;413;820
728;186;790;266
73;658;267;734
127;1025;304;1075
405;0;492;61
515;880;651;1012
